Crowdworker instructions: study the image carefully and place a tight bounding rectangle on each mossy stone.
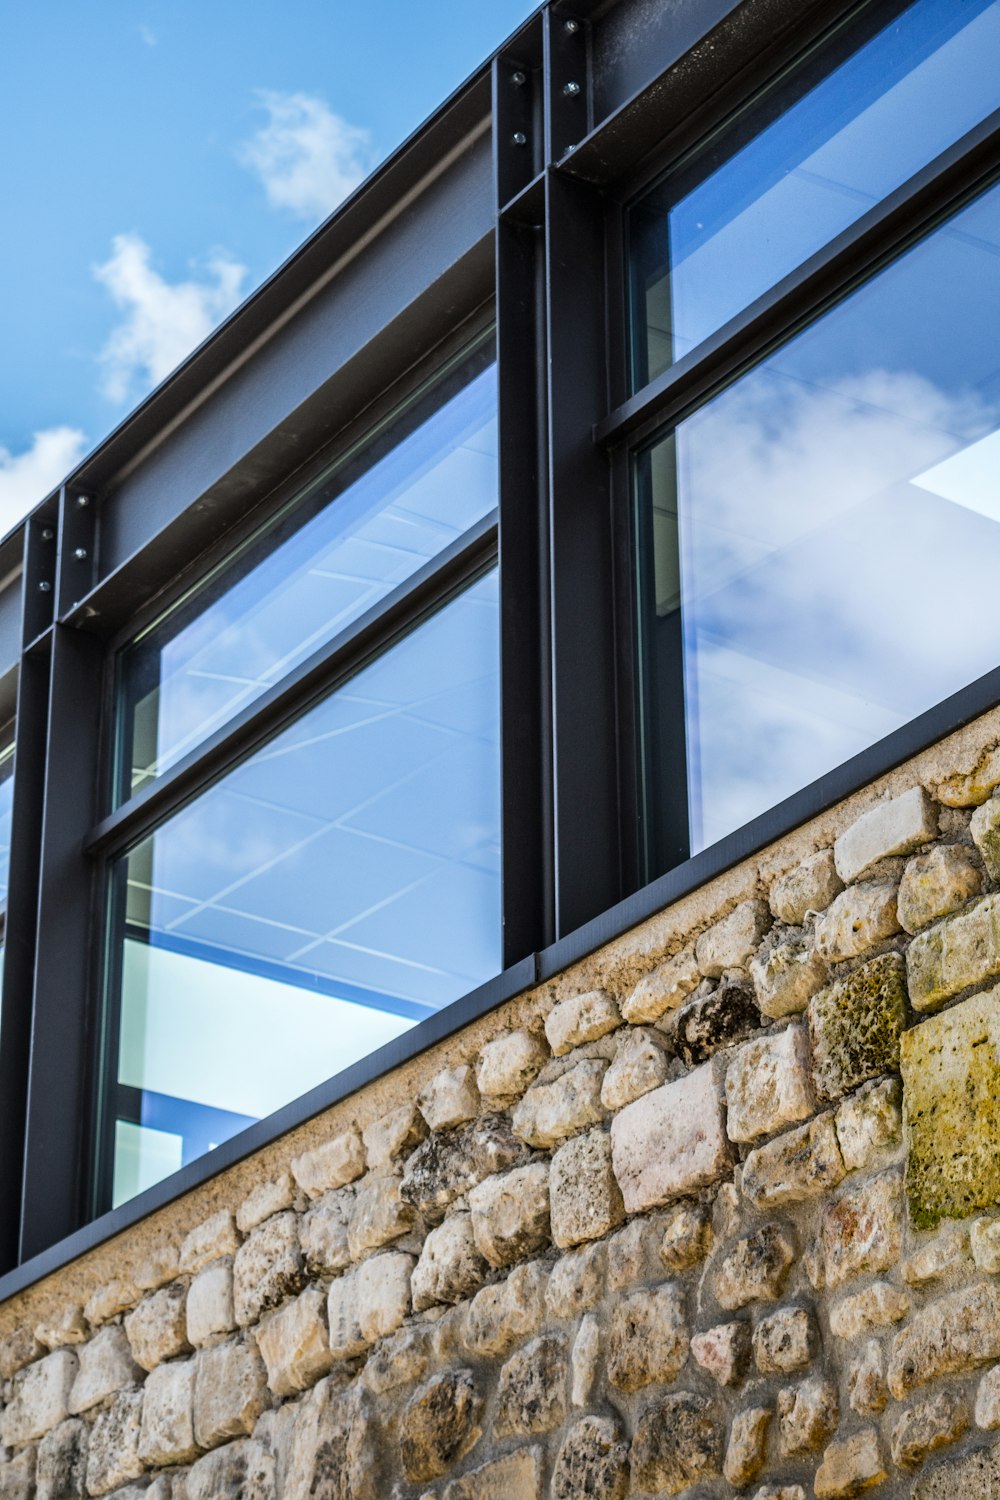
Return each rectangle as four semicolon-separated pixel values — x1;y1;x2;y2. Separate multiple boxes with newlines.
807;952;908;1102
901;984;1000;1229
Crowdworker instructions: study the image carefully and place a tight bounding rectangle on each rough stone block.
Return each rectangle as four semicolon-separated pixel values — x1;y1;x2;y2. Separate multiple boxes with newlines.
899;842;982;934
400;1113;529;1217
411;1214;487;1311
290;1128;365;1199
443;1447;543;1500
935;742;1000;807
468;1162;550;1268
621;947;700;1023
891;1391;969;1470
972;793;1000;879
0;1328;44;1381
750;937;827;1018
464;1263;547;1360
975;1365;1000;1428
725;1025;815;1143
902;1226;970;1284
180;1210;240;1274
256;1285;333;1397
511;1062;606;1149
192;1339;268;1450
723;1407;771;1487
361;1104;426;1169
550;1416;629;1500
753;1306;817;1374
549;1129;624;1249
674;977;759;1066
186;1258;235;1348
834;1076;901;1171
35;1307;86;1351
417;1065;480;1131
829;1282;909;1340
911;1440;1000;1499
610;1063;730;1214
607;1282;687;1390
283;1380;376;1500
138;1358;198;1465
545;990;621;1056
690;1320;751;1387
546;1242;606;1320
770;848;843;925
133;1244;180;1293
713;1224;796;1311
814;1428;887;1498
600;1027;668;1110
903;988;1000;1227
660;1203;712;1271
84;1388;144;1496
235;1172;295;1233
67;1326;139;1415
124;1282;190;1372
696;900;771;977
807;952;908;1102
328;1250;413;1356
570;1316;600;1408
834;787;937;883
630;1393;721;1495
36;1419;86;1500
83;1279;136;1329
475;1030;548;1103
907;892;1000;1012
822;1168;902;1287
362;1325;431;1396
847;1340;888;1416
776;1376;838;1456
298;1188;353;1276
495;1335;566;1437
0;1450;36;1500
971;1216;1000;1272
186;1440;256;1500
399;1369;483;1483
346;1172;414;1259
889;1281;1000;1399
814;881;900;962
741;1112;845;1209
2;1350;78;1446
232;1211;303;1327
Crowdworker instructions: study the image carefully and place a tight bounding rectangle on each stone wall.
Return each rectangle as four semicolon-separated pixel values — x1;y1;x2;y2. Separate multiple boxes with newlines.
10;722;1000;1497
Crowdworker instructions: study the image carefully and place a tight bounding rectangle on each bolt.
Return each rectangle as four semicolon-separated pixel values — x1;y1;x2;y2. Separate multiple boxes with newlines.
75;494;90;509
563;80;581;96
563;18;580;33
40;528;54;541
512;131;527;146
38;581;52;594
511;69;527;86
73;547;88;561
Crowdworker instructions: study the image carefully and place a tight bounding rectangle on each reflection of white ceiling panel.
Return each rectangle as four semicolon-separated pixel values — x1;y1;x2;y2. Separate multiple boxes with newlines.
911;426;1000;523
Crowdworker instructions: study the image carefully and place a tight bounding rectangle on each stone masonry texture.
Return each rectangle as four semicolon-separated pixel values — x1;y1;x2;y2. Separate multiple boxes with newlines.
11;741;1000;1497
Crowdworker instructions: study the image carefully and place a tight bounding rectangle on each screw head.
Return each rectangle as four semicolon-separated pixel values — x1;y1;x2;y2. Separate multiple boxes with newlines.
73;547;88;561
563;80;581;96
512;131;527;146
38;581;52;594
563;18;580;33
75;494;90;509
511;69;527;86
40;527;54;541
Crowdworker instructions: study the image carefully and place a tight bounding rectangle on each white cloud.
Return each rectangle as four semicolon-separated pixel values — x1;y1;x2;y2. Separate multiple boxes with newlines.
94;233;247;404
239;90;374;223
137;24;158;46
0;428;88;534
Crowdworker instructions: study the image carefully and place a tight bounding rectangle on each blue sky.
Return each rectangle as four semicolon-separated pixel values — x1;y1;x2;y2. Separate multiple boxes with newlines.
0;0;535;532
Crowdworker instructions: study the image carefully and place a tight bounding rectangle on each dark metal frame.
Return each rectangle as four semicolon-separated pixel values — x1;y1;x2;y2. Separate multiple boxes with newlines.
0;0;996;1299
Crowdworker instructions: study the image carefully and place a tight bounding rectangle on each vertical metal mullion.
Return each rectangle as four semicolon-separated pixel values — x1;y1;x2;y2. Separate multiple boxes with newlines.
544;163;621;937
19;491;105;1261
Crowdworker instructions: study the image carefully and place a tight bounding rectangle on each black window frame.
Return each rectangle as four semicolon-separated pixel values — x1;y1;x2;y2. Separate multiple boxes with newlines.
0;0;999;1301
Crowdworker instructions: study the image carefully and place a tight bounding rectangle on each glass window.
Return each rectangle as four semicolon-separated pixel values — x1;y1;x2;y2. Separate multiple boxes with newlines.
116;352;497;803
106;570;500;1208
637;175;1000;871
629;0;1000;388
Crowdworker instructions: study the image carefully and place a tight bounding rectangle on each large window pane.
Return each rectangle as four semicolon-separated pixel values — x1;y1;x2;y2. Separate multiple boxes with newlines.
629;0;1000;387
117;352;497;802
637;176;1000;871
107;570;500;1208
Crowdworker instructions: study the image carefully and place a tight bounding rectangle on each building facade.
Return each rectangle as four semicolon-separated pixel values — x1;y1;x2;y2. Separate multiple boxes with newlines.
1;0;1000;1494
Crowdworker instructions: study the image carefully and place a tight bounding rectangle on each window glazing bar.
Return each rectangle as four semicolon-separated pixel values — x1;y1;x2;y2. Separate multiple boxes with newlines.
596;102;1000;448
86;509;499;861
